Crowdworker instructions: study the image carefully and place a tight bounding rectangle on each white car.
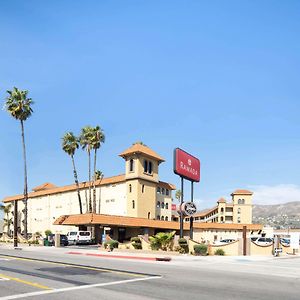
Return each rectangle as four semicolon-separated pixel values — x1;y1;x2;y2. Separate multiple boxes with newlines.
67;231;91;245
213;239;236;245
252;237;273;246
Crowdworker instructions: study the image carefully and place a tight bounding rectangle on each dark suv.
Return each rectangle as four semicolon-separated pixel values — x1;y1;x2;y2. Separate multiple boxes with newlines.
47;234;69;246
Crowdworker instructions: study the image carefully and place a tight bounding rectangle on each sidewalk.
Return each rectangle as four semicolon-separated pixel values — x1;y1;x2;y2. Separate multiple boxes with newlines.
1;243;299;263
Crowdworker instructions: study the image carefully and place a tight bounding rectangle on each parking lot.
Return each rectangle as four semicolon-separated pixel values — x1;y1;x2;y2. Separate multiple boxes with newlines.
0;255;160;300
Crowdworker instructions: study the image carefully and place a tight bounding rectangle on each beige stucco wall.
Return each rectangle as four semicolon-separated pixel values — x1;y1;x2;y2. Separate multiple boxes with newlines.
250;241;273;256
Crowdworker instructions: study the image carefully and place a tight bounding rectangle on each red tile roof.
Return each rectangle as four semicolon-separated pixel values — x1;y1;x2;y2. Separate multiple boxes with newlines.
32;182;57;192
3;175;176;202
119;143;165;162
217;197;226;203
53;213;262;230
231;189;253;195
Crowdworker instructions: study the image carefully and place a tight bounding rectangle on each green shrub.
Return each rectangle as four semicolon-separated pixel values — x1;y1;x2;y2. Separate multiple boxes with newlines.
44;230;52;237
104;239;119;249
149;232;175;251
132;242;142;249
194;244;208;255
130;237;141;243
214;249;225;256
178;238;187;246
131;237;142;249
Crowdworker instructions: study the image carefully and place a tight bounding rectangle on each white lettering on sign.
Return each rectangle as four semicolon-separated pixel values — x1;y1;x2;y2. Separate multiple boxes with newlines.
180;161;198;176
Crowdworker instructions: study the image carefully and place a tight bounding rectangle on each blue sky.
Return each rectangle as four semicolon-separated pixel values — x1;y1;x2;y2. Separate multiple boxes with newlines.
1;0;300;217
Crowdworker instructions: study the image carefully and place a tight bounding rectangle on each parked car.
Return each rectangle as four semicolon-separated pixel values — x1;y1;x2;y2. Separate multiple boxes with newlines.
67;231;91;245
252;237;273;246
280;238;290;247
213;239;236;245
46;234;69;246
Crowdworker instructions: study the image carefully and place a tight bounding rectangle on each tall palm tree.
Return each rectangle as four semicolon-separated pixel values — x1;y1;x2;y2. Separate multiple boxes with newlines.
3;204;12;235
95;170;104;214
79;126;94;213
175;190;182;202
62;132;83;214
91;126;105;213
5;87;33;243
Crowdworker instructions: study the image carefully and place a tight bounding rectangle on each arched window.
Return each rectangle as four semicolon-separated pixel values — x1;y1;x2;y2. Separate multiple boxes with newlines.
161;202;165;209
142;184;145;193
165;203;169;209
157;201;160;208
148;212;151;219
161;188;165;195
237;217;241;223
144;160;148;173
220;207;224;213
238;199;245;204
132;200;135;209
165;216;168;221
129;159;134;172
166;189;169;196
157;215;160;220
237;208;241;214
148;161;153;174
220;216;224;222
157;187;161;194
129;184;132;193
161;216;164;221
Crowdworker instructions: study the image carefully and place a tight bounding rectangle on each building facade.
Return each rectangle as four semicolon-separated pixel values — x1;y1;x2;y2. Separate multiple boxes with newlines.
181;189;253;224
2;143;175;235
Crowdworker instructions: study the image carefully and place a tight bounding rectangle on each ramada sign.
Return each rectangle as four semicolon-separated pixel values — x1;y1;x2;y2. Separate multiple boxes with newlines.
173;148;200;182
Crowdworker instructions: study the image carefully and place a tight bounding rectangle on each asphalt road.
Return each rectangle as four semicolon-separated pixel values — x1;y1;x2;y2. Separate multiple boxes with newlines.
0;247;300;300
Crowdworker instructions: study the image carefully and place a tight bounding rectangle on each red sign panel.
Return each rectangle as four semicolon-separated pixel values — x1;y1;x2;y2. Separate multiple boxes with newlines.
173;148;200;182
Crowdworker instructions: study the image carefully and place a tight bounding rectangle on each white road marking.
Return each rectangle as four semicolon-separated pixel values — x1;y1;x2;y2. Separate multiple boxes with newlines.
0;276;162;300
0;278;10;281
0;259;12;261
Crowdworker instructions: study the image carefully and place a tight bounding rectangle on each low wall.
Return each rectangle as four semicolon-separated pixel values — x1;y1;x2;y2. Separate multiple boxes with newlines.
250;242;273;255
209;241;239;256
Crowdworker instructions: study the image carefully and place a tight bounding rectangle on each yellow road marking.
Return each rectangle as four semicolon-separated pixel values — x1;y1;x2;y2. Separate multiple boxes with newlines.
0;274;51;290
0;255;145;277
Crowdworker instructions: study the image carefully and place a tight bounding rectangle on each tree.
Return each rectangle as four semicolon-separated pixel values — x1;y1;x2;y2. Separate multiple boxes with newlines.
62;132;83;214
3;204;12;235
91;126;105;213
79;126;94;213
95;170;104;213
4;87;34;242
175;190;182;202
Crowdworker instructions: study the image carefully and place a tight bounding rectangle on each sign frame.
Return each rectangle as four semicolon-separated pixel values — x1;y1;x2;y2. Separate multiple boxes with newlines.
173;148;200;182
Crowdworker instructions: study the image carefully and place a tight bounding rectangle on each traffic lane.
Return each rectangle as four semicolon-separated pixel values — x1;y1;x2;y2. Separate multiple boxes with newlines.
0;256;157;299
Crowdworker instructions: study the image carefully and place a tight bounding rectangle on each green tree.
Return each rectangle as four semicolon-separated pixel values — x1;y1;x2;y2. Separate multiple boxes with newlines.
4;87;34;241
175;190;182;202
62;132;83;214
79;126;94;212
95;170;104;213
149;231;175;251
91;126;105;213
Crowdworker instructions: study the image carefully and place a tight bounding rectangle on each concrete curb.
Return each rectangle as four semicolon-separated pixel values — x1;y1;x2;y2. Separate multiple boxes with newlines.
66;251;172;262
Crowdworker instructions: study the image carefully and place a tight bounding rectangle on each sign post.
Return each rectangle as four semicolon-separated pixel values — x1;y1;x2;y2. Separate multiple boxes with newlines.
174;148;200;239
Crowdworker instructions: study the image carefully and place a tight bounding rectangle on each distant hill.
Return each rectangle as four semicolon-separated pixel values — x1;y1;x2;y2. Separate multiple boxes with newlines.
253;201;300;218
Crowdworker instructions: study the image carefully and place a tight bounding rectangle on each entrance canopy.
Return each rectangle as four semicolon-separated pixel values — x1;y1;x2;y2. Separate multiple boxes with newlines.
54;213;262;231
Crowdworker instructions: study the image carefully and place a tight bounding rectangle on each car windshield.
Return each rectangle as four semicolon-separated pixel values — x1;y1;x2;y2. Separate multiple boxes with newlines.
79;232;90;236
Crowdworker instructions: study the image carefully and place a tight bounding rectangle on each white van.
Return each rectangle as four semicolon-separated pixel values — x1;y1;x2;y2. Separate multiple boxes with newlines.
67;231;91;245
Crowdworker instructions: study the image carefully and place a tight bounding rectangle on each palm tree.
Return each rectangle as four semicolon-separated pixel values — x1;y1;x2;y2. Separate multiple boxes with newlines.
95;170;104;213
91;126;105;213
79;126;94;213
62;132;83;214
4;87;34;242
175;190;182;202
